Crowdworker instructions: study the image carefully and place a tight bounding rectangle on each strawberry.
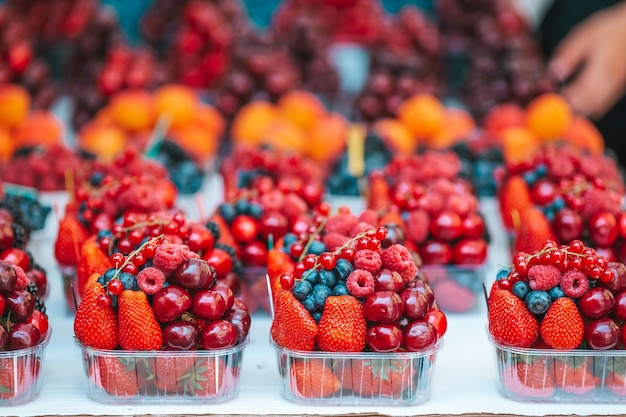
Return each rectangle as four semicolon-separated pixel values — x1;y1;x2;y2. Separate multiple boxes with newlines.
290;358;340;398
404;209;430;244
498;175;531;231
514;208;555;254
488;287;538;347
553;357;599;394
0;358;25;400
317;295;366;352
76;236;112;298
74;280;118;350
186;357;228;397
93;357;138;397
270;290;317;351
341;358;415;398
604;358;626;396
208;214;238;256
118;290;163;351
267;249;294;296
540;297;584;350
367;173;390;211
153;356;196;393
502;359;555;398
54;213;89;266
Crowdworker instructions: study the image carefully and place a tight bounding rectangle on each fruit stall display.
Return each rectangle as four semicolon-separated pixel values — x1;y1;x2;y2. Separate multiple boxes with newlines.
488;240;626;402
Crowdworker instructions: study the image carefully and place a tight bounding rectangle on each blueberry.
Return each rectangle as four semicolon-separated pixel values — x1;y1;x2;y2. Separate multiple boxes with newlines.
522;171;537;185
235;199;250;216
96;276;105;286
548;286;565;300
303;269;320;285
332;283;349;296
292;280;313;300
552;196;565;210
318;269;336;288
218;203;236;223
525;290;552;315
312;311;322;323
496;268;510;281
283;233;298;248
97;229;113;240
535;164;548;177
119;272;139;291
248;203;263;219
512;281;529;300
90;172;105;186
109;294;118;309
307;241;326;256
312;284;332;309
302;296;316;313
333;259;354;281
103;268;117;284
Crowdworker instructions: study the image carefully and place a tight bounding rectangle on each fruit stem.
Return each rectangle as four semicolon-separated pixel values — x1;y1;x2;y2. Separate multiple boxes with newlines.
110;234;165;282
298;217;328;263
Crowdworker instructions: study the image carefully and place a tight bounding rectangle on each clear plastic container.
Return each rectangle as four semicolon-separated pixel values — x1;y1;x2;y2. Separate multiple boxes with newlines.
59;265;78;313
271;338;443;406
0;332;51;406
238;266;271;315
421;264;486;313
76;337;248;404
491;337;626;403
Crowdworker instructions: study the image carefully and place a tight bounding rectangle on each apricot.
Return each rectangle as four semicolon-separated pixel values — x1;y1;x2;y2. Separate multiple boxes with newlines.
194;104;225;139
263;117;308;154
562;116;604;156
483;103;525;136
373;118;416;155
526;93;573;139
278;90;326;132
428;108;475;149
78;124;127;161
170;121;220;161
108;90;155;132
0;127;15;162
0;84;30;128
307;113;347;162
17;110;63;147
231;101;278;146
500;126;540;164
154;84;199;129
397;93;445;139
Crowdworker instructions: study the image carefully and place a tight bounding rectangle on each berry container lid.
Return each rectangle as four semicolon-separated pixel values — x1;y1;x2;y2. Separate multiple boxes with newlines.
489;335;626;403
421;264;487;314
270;337;443;406
75;336;249;404
0;331;51;406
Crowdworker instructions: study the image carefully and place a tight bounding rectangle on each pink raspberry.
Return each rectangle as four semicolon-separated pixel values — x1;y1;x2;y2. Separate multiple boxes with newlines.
324;213;358;236
560;269;589;298
12;265;29;290
322;232;350;251
354;249;382;274
381;244;418;283
281;193;308;221
405;209;430;244
346;269;375;298
358;210;378;227
137;267;166;295
528;265;562;291
349;221;376;237
153;242;187;275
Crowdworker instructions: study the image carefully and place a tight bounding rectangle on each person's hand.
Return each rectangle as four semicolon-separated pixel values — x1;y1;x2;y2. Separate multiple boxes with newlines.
548;2;626;120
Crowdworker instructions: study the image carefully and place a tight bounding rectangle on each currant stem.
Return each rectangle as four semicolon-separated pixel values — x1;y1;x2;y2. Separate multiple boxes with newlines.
110;234;165;282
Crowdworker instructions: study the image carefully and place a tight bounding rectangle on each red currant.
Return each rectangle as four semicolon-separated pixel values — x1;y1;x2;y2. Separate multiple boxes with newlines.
112;224;124;237
569;240;585;253
302;254;317;269
293;262;306;279
570;256;583;270
375;227;388;241
110;252;125;267
319;252;336;270
290;243;304;259
97;293;112;308
280;272;295;290
514;260;528;276
132;253;146;267
497;278;512;291
355;237;370;251
367;238;381;250
316;202;331;216
128;229;144;245
122;213;138;227
340;247;355;261
122;263;138;275
108;279;124;296
338;206;351;214
143;244;156;259
172;212;186;226
99;237;111;253
117;239;133;255
601;269;615;282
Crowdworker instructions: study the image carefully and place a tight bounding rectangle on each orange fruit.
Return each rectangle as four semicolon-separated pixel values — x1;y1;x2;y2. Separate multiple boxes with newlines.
231;101;278;146
17;110;63;147
428;108;475;149
0;126;15;162
501;126;540;164
194;104;225;138
526;93;573;140
154;84;199;129
484;103;525;136
263;117;308;154
397;93;445;139
562;116;604;156
108;90;155;132
373;118;416;155
170;122;220;161
307;113;348;162
278;90;326;131
78;124;127;161
0;84;30;128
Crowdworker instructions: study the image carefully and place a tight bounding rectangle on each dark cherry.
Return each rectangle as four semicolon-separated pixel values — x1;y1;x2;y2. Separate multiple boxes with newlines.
26;269;48;299
152;285;192;323
403;321;437;351
231;297;249;313
364;291;404;323
552;208;583;243
374;269;403;292
241;241;267;267
400;288;429;320
0;248;30;271
6;290;34;322
430;209;463;241
453;238;488;265
381;223;406;248
0;323;7;350
0;262;16;293
9;322;41;350
600;262;626;293
258;211;289;242
366;323;403;352
0;221;14;250
407;279;435;307
213;283;235;311
585;318;620;350
420;240;453;265
174;258;216;290
461;213;485;239
578;287;615;320
162;322;199;350
200;320;238;349
193;290;226;320
223;308;251;342
613;290;626;321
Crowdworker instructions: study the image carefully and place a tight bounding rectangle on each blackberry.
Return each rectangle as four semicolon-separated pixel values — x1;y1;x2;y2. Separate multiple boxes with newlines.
11;223;28;249
26;282;46;316
205;221;221;241
214;243;237;258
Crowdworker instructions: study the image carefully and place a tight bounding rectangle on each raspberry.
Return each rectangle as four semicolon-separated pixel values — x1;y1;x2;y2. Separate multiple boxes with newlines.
580;188;607;219
349;221;376;237
354;249;382;274
12;265;29;290
405;209;430;244
322;232;350;251
527;265;561;291
560;269;589;298
358;210;378;227
381;244;418;283
153;243;187;275
547;157;575;179
117;184;163;213
324;213;358;236
137;267;166;295
346;269;375;298
282;193;308;221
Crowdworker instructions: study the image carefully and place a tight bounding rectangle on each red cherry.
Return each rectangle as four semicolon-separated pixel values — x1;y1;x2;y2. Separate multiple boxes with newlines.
241;241;267;267
231;215;259;243
187;225;215;253
530;179;557;205
0;248;30;271
152;285;192;323
578;287;615;320
461;213;485;239
618;213;626;239
430;209;463;241
200;320;237;349
403;321;437;351
202;249;233;279
258;211;289;242
425;308;447;338
420;240;453;265
552;209;584;243
26;310;49;338
453;239;488;265
588;212;619;247
585;318;620;350
367;323;403;352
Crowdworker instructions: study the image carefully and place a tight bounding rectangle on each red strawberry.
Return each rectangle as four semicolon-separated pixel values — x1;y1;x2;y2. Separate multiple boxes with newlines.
187;357;228;398
554;357;599;394
54;213;89;266
514;208;555;254
488;287;538;347
270;290;317;351
290;358;341;399
267;249;294;296
118;290;163;351
74;279;118;350
404;209;430;244
604;358;626;396
76;236;112;298
367;173;391;211
540;297;584;350
153;356;196;393
341;358;415;398
498;175;531;231
92;357;138;397
0;358;26;400
317;295;367;352
503;360;555;398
